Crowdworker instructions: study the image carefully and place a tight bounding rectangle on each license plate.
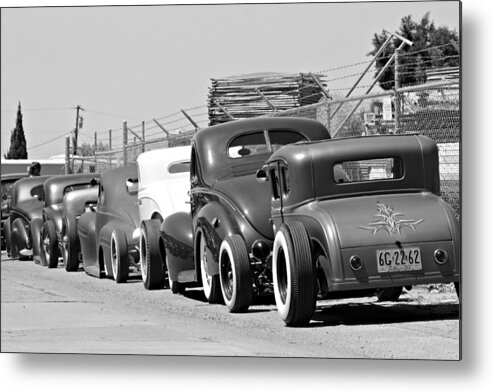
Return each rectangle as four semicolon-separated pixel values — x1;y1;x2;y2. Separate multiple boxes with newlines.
377;247;422;273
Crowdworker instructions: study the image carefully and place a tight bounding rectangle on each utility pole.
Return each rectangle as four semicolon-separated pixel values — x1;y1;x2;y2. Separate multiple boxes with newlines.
73;105;84;155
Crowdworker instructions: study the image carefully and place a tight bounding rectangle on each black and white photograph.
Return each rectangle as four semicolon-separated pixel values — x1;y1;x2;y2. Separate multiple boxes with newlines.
0;0;489;389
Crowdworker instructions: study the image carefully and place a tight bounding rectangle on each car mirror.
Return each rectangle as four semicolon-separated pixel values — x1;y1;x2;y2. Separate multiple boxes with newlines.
126;178;139;195
90;178;100;187
256;166;269;183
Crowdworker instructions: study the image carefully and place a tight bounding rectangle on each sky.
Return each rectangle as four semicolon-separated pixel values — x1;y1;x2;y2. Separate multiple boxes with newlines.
0;1;460;159
1;1;459;159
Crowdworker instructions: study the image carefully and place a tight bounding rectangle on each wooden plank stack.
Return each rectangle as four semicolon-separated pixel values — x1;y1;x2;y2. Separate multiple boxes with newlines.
208;72;327;125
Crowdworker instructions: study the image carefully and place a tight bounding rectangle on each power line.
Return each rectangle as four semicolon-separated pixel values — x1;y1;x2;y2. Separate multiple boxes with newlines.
0;107;72;112
28;133;69;150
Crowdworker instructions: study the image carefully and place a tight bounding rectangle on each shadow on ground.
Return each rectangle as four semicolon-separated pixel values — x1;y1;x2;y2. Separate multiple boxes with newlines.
308;301;459;327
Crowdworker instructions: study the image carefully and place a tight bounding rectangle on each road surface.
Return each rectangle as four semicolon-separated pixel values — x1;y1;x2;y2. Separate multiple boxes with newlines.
1;253;460;359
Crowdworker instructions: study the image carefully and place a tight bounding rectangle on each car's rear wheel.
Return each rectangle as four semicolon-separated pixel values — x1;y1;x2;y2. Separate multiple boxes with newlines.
219;234;252;313
63;214;80;272
141;219;165;290
111;230;129;283
197;228;222;304
375;287;403;302
41;221;58;268
273;221;316;327
4;218;11;258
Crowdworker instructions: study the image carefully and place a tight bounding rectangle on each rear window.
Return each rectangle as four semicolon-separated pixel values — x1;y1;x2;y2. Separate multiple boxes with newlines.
168;161;191;174
228;130;306;159
64;183;92;195
334;158;403;183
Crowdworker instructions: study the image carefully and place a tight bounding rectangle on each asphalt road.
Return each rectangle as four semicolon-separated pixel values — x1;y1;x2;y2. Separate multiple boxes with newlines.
1;252;460;359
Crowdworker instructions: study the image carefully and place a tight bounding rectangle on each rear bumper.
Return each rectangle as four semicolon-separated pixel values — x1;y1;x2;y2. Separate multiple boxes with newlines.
325;240;460;292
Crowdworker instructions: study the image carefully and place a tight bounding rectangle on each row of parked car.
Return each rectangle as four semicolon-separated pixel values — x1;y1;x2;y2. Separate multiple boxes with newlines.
1;117;460;327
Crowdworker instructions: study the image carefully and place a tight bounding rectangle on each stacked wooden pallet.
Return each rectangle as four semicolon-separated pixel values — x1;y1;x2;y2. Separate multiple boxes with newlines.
207;72;327;125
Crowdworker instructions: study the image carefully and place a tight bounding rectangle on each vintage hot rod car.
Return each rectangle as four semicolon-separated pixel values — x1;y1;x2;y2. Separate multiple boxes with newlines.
259;134;460;326
1;173;27;252
38;173;99;269
136;145;191;290
160;117;331;308
6;175;51;260
77;165;140;282
60;186;99;271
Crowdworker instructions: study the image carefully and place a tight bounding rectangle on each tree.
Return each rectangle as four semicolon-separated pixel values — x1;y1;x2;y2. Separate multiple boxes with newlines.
369;13;459;90
77;142;110;157
4;102;28;159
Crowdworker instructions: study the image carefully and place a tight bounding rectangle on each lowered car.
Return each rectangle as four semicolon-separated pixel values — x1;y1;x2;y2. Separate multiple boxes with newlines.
60;186;99;271
136;145;191;290
78;165;140;283
259;134;460;326
38;173;99;268
160;117;331;309
7;175;51;260
1;173;27;252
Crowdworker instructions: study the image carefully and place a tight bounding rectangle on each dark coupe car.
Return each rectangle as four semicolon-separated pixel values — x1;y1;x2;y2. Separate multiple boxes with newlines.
61;186;99;271
1;173;27;252
260;134;460;326
6;175;51;260
160;117;331;310
77;165;140;282
39;174;99;269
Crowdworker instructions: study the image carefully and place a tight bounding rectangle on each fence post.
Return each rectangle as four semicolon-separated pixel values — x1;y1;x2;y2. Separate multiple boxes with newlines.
181;109;200;130
123;120;128;166
65;135;71;174
326;102;331;136
141;121;146;153
93;131;98;173
394;48;401;133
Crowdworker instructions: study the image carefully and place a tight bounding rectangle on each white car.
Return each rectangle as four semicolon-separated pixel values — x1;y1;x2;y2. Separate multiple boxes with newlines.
136;145;191;290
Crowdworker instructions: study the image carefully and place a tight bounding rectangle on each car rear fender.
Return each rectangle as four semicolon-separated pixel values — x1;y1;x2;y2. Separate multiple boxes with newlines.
43;205;63;234
160;212;195;282
30;218;43;257
11;216;29;254
194;201;240;277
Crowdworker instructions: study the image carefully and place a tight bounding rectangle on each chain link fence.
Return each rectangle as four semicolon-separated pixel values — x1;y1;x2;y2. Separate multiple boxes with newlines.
70;80;459;218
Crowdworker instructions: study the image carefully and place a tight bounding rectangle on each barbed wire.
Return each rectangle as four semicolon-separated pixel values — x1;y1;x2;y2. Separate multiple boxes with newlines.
30;44;458;154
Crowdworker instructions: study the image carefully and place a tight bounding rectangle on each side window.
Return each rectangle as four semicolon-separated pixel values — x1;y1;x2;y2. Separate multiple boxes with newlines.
270;168;280;200
280;166;290;196
99;184;105;205
190;148;199;185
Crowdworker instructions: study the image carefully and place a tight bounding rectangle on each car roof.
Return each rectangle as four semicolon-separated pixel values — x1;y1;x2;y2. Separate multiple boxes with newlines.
137;145;191;186
268;134;440;199
193;117;330;186
12;175;52;205
43;173;99;206
100;164;138;207
1;173;28;182
137;145;191;165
